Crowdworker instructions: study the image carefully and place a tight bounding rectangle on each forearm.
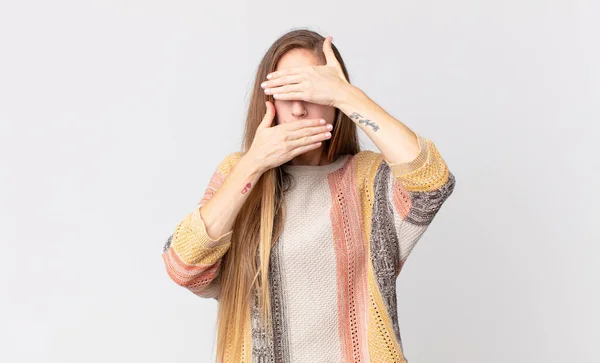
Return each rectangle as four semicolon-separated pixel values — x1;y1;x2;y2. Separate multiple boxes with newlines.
200;154;264;240
335;85;421;165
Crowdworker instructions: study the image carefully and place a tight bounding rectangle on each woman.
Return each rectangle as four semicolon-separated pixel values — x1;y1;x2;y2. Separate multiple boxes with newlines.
162;29;455;363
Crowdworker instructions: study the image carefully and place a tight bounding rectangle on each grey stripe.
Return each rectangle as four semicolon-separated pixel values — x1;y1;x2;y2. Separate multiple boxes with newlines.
370;162;403;348
405;171;456;226
163;234;173;253
250;237;291;363
251;249;275;362
269;239;291;363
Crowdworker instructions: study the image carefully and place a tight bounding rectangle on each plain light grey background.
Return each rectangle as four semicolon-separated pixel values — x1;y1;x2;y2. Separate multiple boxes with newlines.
1;1;598;362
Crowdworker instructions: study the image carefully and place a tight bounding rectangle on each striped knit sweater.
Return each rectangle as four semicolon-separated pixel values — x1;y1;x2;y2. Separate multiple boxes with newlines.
162;133;456;363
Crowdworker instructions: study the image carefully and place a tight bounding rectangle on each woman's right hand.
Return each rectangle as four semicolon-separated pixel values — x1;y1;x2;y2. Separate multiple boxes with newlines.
246;101;333;173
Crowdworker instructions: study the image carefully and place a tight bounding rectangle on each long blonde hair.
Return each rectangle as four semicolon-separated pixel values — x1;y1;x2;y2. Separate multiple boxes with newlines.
215;28;361;362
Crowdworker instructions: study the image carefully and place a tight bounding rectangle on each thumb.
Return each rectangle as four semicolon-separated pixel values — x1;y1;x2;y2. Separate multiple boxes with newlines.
259;101;276;128
323;36;340;67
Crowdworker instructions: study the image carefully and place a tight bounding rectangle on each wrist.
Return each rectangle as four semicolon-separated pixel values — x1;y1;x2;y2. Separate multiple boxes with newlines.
335;84;365;112
239;152;267;178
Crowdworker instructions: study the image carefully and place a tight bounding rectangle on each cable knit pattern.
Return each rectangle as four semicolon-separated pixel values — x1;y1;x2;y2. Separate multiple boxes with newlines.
161;135;455;362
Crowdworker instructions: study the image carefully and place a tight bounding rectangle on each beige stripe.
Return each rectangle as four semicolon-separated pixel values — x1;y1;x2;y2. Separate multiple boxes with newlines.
276;172;343;363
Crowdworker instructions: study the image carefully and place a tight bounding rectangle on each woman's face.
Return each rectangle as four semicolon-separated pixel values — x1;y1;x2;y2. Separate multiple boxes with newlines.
272;49;336;127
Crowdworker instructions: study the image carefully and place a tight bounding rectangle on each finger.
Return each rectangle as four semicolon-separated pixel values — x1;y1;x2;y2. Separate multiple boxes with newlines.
262;75;302;89
283;118;326;131
266;66;303;80
323;36;340;67
288;129;331;149
265;83;303;96
289;140;323;158
259;101;276;128
288;124;333;140
273;91;305;101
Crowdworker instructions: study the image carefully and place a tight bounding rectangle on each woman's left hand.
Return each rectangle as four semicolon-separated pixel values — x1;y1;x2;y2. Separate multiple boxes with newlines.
261;36;351;107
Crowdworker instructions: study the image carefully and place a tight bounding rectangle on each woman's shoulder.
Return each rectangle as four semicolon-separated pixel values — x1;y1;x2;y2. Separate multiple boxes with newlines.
341;150;388;188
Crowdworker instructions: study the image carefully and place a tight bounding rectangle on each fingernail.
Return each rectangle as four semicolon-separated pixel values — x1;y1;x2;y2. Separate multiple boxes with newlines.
320;119;326;124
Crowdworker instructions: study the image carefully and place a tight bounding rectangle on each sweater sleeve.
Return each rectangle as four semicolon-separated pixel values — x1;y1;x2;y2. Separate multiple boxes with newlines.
370;132;456;267
161;151;243;299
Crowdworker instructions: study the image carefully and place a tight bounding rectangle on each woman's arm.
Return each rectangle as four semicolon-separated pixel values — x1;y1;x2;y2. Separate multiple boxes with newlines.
335;85;422;166
161;152;264;299
334;84;453;197
200;153;265;241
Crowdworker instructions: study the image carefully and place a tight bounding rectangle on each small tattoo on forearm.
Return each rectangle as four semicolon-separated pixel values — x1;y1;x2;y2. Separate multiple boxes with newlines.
349;112;380;132
241;182;252;194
